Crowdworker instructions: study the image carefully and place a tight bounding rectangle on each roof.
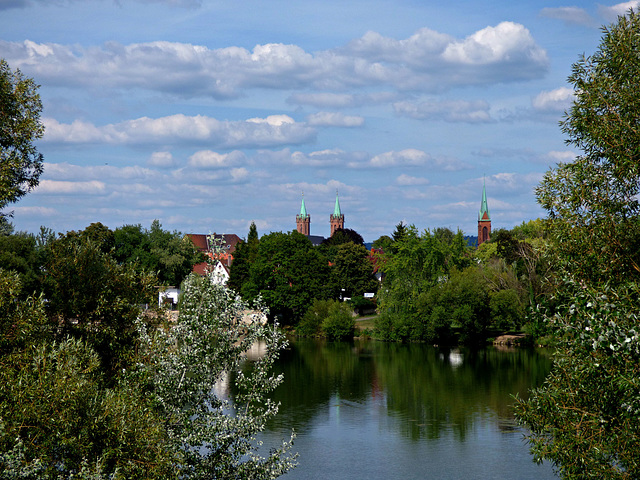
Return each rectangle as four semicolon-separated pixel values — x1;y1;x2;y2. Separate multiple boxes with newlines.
185;233;242;254
478;180;490;221
298;196;309;218
333;193;341;217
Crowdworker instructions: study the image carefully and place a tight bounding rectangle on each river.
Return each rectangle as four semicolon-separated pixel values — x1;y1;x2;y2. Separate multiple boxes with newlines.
258;338;557;479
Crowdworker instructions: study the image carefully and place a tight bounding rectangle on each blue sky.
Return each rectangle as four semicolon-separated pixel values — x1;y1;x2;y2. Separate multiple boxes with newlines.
1;0;636;242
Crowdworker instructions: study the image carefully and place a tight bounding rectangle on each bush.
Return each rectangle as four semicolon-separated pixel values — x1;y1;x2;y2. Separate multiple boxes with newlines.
298;299;333;337
348;296;376;315
321;302;356;340
489;288;524;331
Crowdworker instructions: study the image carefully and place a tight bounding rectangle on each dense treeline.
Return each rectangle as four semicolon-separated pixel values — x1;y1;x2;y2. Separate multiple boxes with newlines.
226;220;549;345
229;224;378;329
372;221;549;345
0;219;295;478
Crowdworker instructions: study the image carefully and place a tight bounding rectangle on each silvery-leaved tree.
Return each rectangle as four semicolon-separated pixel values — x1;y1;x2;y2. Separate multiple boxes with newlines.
0;60;44;219
137;272;297;479
515;10;640;479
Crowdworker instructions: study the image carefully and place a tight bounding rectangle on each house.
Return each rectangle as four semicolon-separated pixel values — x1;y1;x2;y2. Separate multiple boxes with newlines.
158;286;180;309
185;233;241;284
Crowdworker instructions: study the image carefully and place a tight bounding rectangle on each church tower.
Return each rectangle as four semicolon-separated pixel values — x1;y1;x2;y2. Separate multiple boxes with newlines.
478;180;491;246
296;194;310;235
330;192;344;236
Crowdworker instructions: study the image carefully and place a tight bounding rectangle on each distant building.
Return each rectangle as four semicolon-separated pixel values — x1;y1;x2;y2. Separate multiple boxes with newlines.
477;180;491;245
330;192;344;236
295;192;345;244
296;195;310;236
186;233;241;283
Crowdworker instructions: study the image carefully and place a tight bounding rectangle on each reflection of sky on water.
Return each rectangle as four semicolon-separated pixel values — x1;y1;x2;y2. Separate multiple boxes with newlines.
265;391;555;480
257;340;556;479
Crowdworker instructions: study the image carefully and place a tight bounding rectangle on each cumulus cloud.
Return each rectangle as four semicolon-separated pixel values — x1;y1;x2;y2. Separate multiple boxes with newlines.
306;112;365;127
540;7;594;26
34;179;106;195
287;91;399;108
599;1;640;22
543;150;576;164
532;87;574;112
396;174;430;186
1;23;547;98
148;151;177;168
42;114;316;148
353;149;467;171
187;150;246;169
393;99;492;123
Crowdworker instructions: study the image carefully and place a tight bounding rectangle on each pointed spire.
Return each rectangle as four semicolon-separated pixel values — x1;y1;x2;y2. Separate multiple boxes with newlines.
479;178;490;221
299;193;309;218
333;190;341;217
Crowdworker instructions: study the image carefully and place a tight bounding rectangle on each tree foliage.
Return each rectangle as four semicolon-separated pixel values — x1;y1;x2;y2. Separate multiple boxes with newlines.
536;12;640;284
515;11;640;478
244;231;331;324
136;273;296;479
0;60;44;219
228;222;259;293
0;263;296;479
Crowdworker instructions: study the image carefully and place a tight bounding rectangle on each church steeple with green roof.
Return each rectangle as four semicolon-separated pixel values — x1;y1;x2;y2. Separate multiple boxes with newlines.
478;179;491;245
333;192;341;217
299;195;309;218
296;193;310;235
478;180;490;221
330;191;344;236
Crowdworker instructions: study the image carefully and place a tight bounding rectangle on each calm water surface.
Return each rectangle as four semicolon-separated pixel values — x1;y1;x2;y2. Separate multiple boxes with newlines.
259;338;557;480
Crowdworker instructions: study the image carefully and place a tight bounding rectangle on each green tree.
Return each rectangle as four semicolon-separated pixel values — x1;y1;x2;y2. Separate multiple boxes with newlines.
245;231;330;324
536;12;640;284
42;233;156;374
228;222;259;293
321;301;356;340
0;60;44;219
331;242;378;299
515;11;640;478
0;231;40;296
137;273;296;478
112;221;202;287
375;227;470;342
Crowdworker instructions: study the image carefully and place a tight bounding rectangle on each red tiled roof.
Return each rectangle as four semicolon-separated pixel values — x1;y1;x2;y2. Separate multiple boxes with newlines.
185;233;242;254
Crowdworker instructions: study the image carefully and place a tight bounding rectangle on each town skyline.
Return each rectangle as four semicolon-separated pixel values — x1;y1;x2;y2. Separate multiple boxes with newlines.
1;0;634;241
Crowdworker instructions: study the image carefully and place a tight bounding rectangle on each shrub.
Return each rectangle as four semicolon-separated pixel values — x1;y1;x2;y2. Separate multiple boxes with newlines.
321;302;356;341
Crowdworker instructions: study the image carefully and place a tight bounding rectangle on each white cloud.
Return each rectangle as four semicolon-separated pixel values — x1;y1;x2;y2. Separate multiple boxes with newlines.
544;150;576;164
306;112;365;127
288;93;357;108
442;22;547;68
360;149;467;171
148;151;177;168
246;115;295;126
393;99;492;123
34;179;106;195
230;167;249;181
599;2;640;22
1;24;548;98
43;114;316;148
532;87;574;112
540;7;594;26
396;174;430;186
188;150;246;169
12;205;58;216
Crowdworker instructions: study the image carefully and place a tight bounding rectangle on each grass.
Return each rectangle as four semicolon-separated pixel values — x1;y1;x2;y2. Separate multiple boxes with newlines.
354;315;377;330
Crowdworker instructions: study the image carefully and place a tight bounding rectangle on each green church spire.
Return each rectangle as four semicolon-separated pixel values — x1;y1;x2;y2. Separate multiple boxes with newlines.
333;191;341;217
299;194;309;218
479;179;490;221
